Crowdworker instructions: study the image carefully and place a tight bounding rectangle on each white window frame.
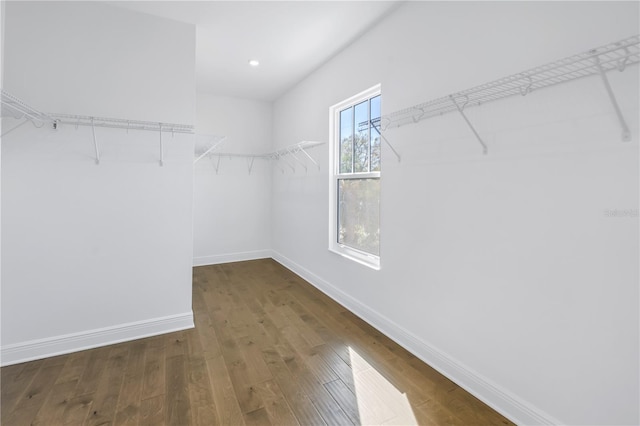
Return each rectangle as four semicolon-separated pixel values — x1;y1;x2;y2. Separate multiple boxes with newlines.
328;84;381;270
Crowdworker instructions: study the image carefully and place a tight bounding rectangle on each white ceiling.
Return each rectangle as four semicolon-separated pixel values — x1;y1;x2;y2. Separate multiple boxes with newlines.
110;1;400;102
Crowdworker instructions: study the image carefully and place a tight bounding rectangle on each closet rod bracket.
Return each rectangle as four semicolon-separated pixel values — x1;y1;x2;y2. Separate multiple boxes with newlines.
450;95;488;155
593;54;631;142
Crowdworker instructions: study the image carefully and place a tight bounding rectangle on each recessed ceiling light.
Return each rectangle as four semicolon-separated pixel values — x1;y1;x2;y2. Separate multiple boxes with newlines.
248;59;260;67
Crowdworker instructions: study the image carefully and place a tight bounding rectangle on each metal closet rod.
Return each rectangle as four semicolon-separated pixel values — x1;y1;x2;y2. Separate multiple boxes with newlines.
380;34;640;151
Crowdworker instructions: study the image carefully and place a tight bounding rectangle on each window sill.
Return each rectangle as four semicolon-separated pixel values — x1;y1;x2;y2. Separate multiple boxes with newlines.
329;245;380;270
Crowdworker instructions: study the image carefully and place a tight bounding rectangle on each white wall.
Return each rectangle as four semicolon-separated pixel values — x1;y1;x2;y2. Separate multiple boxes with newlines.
1;1;196;365
272;2;639;425
1;0;5;345
193;93;272;265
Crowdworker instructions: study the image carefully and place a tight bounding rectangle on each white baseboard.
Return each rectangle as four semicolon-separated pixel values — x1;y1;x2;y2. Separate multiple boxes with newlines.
193;249;272;266
271;251;561;426
1;312;194;367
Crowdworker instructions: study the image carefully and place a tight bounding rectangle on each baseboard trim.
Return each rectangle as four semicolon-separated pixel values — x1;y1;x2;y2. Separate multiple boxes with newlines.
193;250;272;266
1;312;194;367
271;251;561;426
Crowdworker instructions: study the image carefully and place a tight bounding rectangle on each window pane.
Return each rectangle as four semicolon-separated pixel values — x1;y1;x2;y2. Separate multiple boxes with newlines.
339;108;353;173
354;100;369;173
370;95;381;172
338;178;380;256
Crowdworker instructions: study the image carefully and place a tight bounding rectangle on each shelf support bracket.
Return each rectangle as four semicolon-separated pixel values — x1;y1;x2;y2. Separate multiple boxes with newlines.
593;55;631;142
213;155;221;174
370;119;400;161
91;117;101;165
270;155;285;173
247;157;255;175
1;118;28;137
450;95;488;155
279;154;296;172
159;123;164;166
298;145;320;170
288;149;308;172
194;136;227;164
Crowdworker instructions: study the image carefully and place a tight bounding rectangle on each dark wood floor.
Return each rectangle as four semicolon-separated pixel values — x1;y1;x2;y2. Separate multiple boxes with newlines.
1;259;513;425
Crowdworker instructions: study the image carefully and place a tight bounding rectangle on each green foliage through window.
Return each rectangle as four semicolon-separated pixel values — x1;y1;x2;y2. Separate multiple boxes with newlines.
338;179;380;255
336;94;381;257
339;95;381;174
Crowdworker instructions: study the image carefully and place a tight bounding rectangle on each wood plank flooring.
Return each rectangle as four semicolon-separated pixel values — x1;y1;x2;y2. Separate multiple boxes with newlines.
1;259;514;425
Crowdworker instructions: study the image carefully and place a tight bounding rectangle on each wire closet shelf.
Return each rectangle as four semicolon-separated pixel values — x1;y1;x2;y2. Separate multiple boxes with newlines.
380;34;639;150
1;89;195;165
200;140;325;174
1;89;195;135
50;113;194;134
1;90;54;130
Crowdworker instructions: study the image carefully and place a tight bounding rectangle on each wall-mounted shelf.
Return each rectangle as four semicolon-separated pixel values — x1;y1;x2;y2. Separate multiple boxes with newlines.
1;89;195;165
194;134;227;164
205;140;325;174
267;140;324;173
50;113;194;134
1;89;55;136
381;35;639;154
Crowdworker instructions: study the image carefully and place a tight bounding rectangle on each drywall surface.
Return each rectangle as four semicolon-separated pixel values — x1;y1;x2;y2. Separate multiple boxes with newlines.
1;0;4;86
1;2;196;364
193;94;272;265
272;2;639;425
1;0;4;342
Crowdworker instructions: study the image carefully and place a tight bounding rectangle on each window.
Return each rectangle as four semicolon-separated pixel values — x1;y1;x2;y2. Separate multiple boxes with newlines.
329;85;381;269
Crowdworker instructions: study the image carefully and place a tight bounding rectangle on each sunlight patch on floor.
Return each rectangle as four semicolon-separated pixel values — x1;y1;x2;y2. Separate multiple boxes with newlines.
349;346;418;425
